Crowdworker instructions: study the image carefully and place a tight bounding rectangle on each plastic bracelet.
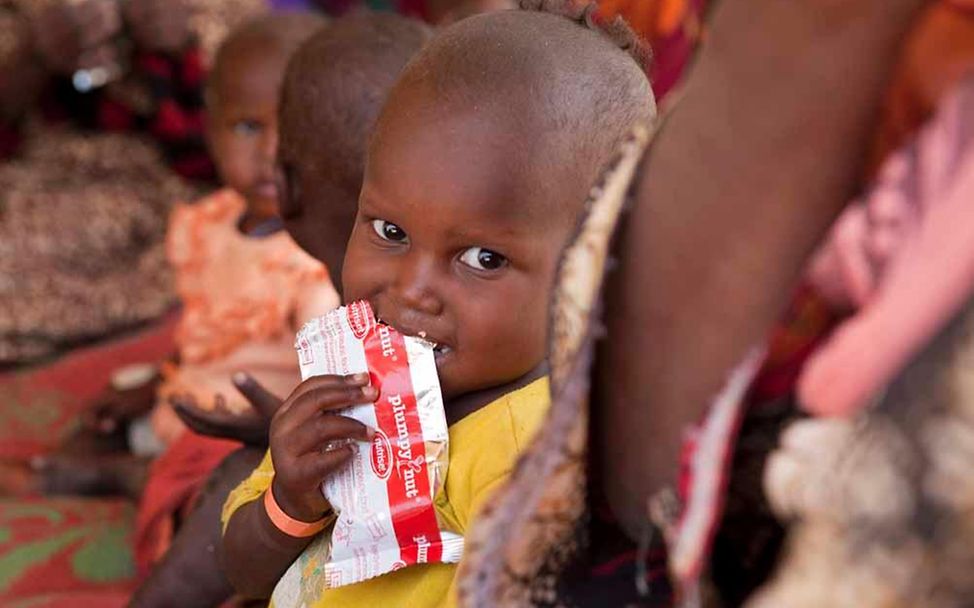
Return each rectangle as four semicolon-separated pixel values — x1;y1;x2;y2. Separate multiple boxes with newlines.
263;487;329;538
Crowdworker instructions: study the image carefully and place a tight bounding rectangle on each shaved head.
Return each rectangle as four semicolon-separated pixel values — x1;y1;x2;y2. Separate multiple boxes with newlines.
381;4;656;208
208;12;327;107
278;13;432;282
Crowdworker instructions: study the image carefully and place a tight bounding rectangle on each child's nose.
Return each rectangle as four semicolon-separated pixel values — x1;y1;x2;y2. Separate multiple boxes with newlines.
259;129;278;161
394;255;443;317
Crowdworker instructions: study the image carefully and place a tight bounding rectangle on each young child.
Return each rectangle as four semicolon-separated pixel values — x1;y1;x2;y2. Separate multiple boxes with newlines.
221;5;654;605
131;11;339;577
0;11;331;500
129;14;434;608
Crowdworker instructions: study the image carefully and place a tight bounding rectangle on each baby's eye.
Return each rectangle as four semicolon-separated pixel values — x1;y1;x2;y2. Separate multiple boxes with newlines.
232;120;262;136
459;247;507;272
371;219;409;243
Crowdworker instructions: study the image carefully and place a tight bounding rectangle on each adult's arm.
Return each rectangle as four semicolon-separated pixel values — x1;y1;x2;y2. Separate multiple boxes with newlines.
597;0;928;539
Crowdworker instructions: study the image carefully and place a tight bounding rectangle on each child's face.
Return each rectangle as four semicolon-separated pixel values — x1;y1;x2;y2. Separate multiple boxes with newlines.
208;50;285;221
343;88;576;400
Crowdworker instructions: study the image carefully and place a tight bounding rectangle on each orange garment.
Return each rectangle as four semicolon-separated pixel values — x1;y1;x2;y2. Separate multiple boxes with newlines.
869;1;974;175
597;0;707;100
152;189;339;445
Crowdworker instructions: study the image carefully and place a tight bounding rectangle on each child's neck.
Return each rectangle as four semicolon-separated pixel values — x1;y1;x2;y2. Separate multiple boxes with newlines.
237;211;283;237
444;362;548;426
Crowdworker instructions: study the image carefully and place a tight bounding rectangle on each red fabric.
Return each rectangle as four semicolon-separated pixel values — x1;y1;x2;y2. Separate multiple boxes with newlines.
0;314;179;461
0;497;138;605
97;98;137;132
747;284;838;405
134;432;241;574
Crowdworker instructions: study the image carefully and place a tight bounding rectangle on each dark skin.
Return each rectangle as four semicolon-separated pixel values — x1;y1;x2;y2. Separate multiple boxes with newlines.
223;82;582;599
597;0;930;539
88;40;291;436
0;34;297;501
174;78;366;443
202;1;934;598
135;43;367;601
206;44;288;231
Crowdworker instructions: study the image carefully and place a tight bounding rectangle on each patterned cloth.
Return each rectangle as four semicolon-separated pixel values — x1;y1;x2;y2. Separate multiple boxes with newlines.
151;188;338;446
0;128;194;365
39;46;213;181
0;497;138;606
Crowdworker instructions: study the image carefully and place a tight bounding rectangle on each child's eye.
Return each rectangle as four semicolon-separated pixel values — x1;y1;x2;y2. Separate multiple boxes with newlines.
371;219;409;243
233;120;262;136
459;247;507;271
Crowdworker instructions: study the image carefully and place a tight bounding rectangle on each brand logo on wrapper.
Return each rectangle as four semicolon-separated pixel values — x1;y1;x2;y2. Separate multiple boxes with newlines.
297;336;313;366
346;300;376;340
370;430;393;480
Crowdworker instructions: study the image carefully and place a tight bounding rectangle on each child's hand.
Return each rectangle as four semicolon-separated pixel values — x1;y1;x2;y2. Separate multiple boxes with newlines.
83;382;158;434
172;373;282;446
269;374;377;522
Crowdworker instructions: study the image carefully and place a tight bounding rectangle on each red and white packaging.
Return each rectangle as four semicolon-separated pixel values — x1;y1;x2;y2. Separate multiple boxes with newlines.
273;301;462;604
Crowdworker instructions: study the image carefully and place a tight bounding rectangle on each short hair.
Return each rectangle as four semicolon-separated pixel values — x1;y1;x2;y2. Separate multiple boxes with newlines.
208;11;328;106
387;3;656;194
279;13;433;200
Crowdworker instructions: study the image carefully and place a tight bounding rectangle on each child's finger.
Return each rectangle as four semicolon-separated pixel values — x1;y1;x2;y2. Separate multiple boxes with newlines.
298;446;357;482
294;373;371;394
174;402;269;445
278;374;369;413
280;383;378;426
289;414;375;456
271;384;374;441
232;372;284;420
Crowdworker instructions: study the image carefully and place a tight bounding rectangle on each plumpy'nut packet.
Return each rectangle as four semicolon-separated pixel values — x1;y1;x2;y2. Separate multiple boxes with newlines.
272;301;462;605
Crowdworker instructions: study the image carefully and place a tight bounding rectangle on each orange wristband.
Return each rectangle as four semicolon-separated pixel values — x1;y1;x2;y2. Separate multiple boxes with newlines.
263;487;329;538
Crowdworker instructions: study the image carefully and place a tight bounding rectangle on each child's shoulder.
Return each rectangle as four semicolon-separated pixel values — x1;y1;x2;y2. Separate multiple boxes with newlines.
167;188;246;257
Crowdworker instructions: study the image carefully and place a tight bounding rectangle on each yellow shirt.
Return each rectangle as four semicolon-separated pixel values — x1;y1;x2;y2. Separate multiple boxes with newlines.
222;377;550;608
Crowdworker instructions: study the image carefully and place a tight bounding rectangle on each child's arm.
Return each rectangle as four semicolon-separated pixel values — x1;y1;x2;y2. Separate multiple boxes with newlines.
223;374;377;598
596;0;929;540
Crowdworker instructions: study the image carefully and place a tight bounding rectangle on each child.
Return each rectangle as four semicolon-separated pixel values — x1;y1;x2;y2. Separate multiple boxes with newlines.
129;14;433;608
146;12;335;446
221;5;654;605
0;12;331;499
131;7;335;569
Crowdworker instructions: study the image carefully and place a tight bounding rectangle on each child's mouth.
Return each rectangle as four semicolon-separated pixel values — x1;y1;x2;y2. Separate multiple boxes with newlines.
432;343;451;366
376;320;451;367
